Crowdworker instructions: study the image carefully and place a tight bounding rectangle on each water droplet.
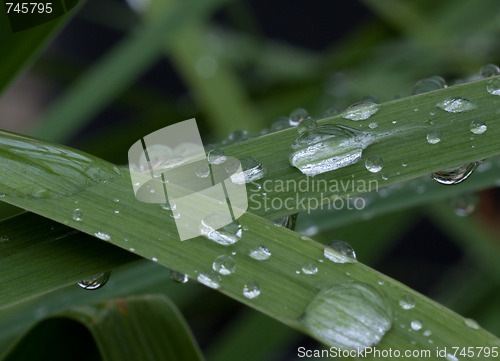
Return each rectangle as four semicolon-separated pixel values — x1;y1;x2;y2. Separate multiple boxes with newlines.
78;272;110;290
207;149;226;165
451;193;478;216
303;282;392;350
170;270;188;283
464;318;480;329
129;247;135;252
197;271;221;289
243;281;260;299
72;208;83;221
297;117;317;133
248;245;271;260
365;154;383;173
0;131;120;198
225;130;249;145
431;162;478;185
289;125;376;176
195;163;210;178
200;213;242;246
152;257;158;262
94;232;111;241
426;129;441;144
342;102;379;121
368;122;378;129
160;198;176;211
302;262;318;274
470;120;487;134
271;116;291;131
229;156;266;184
213;255;236;275
273;213;298;230
289;108;309;126
412;76;447;95
411;319;423;331
445;353;459;361
399;294;415;310
324;240;357;263
436;97;478;113
423;329;432;337
323;105;341;117
487;78;500;95
479;63;500;78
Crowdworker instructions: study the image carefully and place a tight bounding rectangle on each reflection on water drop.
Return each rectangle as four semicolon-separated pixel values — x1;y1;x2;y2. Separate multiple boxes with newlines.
78;272;110;290
411;319;423;331
431;162;478;185
72;208;83;221
243;281;261;299
289;108;309;126
197;271;221;289
248;245;271;260
170;270;189;283
213;255;236;275
228;156;266;184
487;78;500;95
302;262;318;275
207;149;226;165
365;154;383;173
342;102;379;121
426;129;441;144
303;282;392;350
0;131;120;198
324;240;357;263
470;120;487;135
436;97;478;113
399;294;415;310
200;213;242;246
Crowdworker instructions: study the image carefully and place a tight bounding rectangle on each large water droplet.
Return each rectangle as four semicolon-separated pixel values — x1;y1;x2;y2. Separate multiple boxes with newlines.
78;272;110;290
302;282;392;350
0;131;120;198
487;78;500;95
248;245;271;260
302;262;318;275
479;63;500;78
228;156;266;184
207;149;226;165
200;213;242;246
72;208;83;221
213;255;236;275
365;154;383;173
399;294;415;310
431;162;478;185
324;240;357;263
426;129;441;144
436;97;478;113
94;232;111;241
289;108;309;126
170;270;189;283
197;271;221;289
470;120;487;135
243;281;261;299
342;102;379;121
297;117;317;134
289;125;376;176
412;76;447;95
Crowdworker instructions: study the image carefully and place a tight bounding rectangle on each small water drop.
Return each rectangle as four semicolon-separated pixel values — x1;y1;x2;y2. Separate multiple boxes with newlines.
413;76;447;95
170;270;188;283
431;162;478;185
207;149;226;165
323;105;341;117
289;125;376;176
410;319;423;331
271;116;291;131
365;154;383;173
94;232;111;241
72;208;83;221
302;262;318;275
479;63;500;78
152;257;158;262
197;271;221;289
289;108;309;126
229;156;266;184
303;282;392;350
451;193;478;216
242;281;261;299
426;129;441;144
200;213;242;246
486;78;500;95
195;163;210;178
324;240;357;263
368;122;378;129
78;272;110;290
273;213;298;230
213;255;236;275
436;97;478;113
423;329;432;337
445;353;459;361
248;245;271;260
464;318;480;329
342;102;379;121
297;117;317;133
470;120;487;134
129;247;135;252
399;294;415;310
